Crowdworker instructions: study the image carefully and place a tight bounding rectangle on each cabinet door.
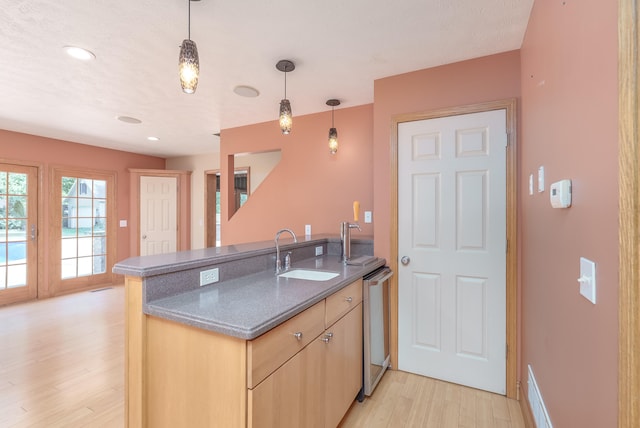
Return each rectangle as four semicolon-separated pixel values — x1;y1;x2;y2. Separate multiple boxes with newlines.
249;337;325;428
323;303;363;428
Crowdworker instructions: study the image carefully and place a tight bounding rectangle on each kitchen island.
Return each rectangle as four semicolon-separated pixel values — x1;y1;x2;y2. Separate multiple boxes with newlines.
113;235;383;428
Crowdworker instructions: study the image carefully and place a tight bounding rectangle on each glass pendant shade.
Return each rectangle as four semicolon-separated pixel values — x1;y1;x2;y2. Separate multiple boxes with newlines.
276;60;295;134
279;99;292;134
326;99;340;154
179;39;199;94
328;127;338;154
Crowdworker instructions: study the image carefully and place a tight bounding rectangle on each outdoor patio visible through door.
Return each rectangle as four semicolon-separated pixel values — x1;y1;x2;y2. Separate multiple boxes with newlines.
0;164;38;306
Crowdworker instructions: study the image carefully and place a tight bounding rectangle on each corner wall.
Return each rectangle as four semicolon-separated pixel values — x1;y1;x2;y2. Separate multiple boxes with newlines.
1;129;165;295
519;0;618;426
219;104;374;245
373;50;522;261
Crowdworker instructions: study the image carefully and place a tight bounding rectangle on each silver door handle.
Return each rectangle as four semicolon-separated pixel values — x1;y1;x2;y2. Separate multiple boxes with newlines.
401;256;410;265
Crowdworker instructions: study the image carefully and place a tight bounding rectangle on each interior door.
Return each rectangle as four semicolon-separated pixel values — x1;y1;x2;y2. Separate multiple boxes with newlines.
140;176;177;256
397;109;507;394
0;164;38;306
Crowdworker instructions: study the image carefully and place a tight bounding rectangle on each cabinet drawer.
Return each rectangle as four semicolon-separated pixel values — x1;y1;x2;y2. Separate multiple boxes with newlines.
247;300;325;388
325;279;362;327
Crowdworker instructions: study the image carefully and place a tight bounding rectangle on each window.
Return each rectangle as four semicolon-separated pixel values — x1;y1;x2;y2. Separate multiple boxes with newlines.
61;177;107;279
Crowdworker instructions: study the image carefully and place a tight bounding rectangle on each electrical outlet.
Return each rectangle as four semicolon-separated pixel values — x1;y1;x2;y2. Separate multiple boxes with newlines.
305;224;312;236
315;246;323;256
364;211;372;223
200;268;219;286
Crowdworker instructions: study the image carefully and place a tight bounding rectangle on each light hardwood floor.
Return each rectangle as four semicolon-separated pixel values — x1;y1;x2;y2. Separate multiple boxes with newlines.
0;286;525;428
0;286;124;427
339;371;525;428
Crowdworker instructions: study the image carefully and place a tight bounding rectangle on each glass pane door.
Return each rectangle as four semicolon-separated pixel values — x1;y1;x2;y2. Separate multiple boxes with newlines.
61;177;107;279
0;164;38;305
51;168;114;295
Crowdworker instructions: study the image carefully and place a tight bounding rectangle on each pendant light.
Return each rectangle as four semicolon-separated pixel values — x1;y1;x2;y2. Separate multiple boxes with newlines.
276;60;295;134
326;99;340;154
179;0;200;94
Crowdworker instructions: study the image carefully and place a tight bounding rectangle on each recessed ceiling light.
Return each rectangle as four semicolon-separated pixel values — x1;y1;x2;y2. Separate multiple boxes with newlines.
116;116;142;124
233;85;260;97
63;45;96;61
147;136;160;141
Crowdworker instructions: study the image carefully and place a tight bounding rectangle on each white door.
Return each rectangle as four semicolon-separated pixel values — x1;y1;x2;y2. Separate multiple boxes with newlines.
397;109;507;394
140;176;177;256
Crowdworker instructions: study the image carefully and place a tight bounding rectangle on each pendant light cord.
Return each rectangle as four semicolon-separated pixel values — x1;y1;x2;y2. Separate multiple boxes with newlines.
331;106;335;126
284;70;287;99
188;0;191;40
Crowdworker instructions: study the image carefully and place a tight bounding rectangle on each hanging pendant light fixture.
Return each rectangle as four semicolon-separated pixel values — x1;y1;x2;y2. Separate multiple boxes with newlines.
179;0;200;94
276;60;295;134
326;99;340;154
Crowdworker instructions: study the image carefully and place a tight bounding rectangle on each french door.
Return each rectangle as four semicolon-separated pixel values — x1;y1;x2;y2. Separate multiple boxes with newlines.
50;168;115;295
0;164;38;306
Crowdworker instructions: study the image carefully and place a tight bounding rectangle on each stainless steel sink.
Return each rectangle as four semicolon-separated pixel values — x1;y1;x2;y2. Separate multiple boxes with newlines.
277;269;339;281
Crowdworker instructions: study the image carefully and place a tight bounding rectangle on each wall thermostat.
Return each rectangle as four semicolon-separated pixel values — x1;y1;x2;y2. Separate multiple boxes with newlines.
550;179;572;208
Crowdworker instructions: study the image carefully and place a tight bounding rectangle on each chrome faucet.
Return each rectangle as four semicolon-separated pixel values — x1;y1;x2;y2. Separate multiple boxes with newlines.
340;221;361;264
275;228;298;274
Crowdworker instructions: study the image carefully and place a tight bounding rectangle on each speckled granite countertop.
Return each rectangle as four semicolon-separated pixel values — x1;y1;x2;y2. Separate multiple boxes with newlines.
113;234;383;340
145;255;385;340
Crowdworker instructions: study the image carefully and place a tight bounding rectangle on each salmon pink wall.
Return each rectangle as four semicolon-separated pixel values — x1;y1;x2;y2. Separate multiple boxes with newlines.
373;51;522;262
219;104;373;245
1;129;165;296
519;1;618;426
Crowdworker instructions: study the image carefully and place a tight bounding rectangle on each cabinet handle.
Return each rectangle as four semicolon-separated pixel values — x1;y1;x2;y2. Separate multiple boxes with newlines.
322;332;334;343
345;296;353;303
293;332;303;341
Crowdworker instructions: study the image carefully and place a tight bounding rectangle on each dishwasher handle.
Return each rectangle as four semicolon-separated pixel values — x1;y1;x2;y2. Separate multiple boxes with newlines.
365;267;393;286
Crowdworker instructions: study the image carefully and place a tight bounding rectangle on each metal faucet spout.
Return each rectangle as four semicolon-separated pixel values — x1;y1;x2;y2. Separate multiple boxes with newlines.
275;228;298;274
341;221;361;264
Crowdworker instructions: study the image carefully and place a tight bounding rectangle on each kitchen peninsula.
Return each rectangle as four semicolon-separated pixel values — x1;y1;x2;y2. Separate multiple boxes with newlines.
113;234;384;428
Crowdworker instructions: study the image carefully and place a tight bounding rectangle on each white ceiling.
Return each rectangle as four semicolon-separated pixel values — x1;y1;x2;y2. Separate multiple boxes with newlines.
0;0;533;158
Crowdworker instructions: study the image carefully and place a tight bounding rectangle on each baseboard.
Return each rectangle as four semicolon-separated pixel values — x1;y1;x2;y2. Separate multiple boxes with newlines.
519;381;536;428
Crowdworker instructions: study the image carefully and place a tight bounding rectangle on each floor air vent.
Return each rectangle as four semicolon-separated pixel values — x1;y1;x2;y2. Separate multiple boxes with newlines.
90;287;113;293
527;365;553;428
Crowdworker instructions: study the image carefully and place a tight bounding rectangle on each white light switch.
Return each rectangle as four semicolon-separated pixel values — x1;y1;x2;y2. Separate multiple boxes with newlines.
538;166;545;193
578;257;596;304
529;174;534;196
119;220;127;227
364;211;372;223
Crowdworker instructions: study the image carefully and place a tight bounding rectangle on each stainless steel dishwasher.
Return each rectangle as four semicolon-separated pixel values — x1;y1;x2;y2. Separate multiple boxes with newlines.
363;266;393;396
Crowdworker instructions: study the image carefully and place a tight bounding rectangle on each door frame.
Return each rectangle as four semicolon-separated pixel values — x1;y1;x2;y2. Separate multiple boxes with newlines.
204;167;251;248
618;0;639;426
128;169;191;258
0;160;42;304
390;98;518;398
49;166;117;296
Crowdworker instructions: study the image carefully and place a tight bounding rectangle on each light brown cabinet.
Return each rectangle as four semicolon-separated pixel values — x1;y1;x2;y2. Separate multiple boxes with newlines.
126;277;363;428
248;300;362;428
248;279;363;428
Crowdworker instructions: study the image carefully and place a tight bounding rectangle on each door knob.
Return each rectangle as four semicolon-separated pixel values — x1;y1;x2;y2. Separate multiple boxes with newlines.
401;256;410;265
